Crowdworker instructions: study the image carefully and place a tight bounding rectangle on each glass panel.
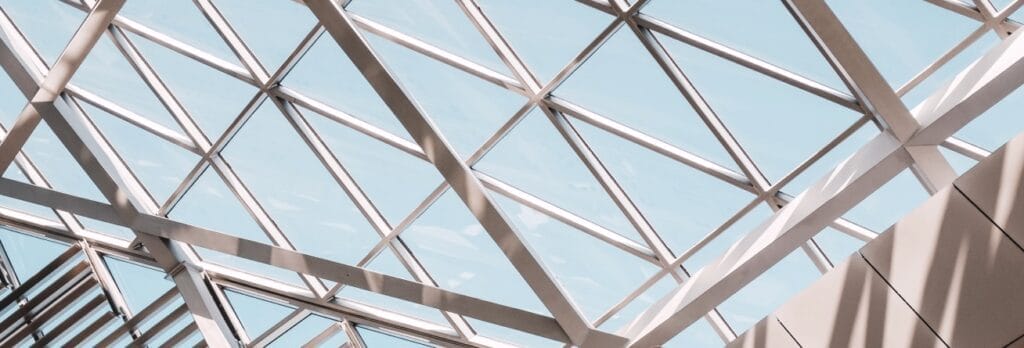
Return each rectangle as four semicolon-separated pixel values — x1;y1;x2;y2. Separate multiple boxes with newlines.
169;166;272;244
939;145;978;176
364;33;525;157
843;168;929;232
174;169;308;285
574;118;753;254
556;27;737;170
956;81;1024;151
475;0;612;83
644;0;847;90
283;35;411;140
302;106;442;225
401;191;546;313
491;193;659;322
475;109;640;242
826;0;977;88
347;0;510;74
358;326;430;347
0;227;67;281
213;0;316;72
119;0;240;64
104;255;175;313
991;0;1015;12
81;101;198;204
659;33;861;182
718;250;820;333
129;31;257;139
0;0;84;65
12;116;104;202
71;36;185;132
222;101;380;265
225;290;295;340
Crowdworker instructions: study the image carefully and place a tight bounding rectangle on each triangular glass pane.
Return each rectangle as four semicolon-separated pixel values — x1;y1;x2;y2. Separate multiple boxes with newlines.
82;102;199;204
644;0;847;90
71;36;186;133
222;101;380;265
129;31;257;140
574;119;753;254
843;168;929;233
556;27;737;171
475;108;642;243
104;255;175;313
826;0;977;88
0;227;67;281
939;145;977;176
475;0;612;83
225;289;296;339
660;33;861;182
119;0;240;64
169;167;271;244
213;0;316;73
303;106;442;225
283;35;411;140
338;249;451;327
364;33;525;157
401;191;547;313
718;249;820;333
8;120;105;202
174;172;305;286
347;0;511;74
0;0;84;65
491;193;659;322
0;166;60;221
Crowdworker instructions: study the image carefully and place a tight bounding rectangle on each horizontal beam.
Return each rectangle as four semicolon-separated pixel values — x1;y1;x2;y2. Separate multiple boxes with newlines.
0;175;595;344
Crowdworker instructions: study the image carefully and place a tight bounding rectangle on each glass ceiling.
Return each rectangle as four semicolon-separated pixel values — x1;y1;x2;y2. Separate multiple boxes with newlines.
0;0;1021;346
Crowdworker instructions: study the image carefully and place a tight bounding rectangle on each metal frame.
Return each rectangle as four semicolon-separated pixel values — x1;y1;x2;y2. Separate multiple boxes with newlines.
0;0;1021;346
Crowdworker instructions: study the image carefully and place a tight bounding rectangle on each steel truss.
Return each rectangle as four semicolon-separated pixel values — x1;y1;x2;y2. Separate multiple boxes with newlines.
0;0;1020;346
